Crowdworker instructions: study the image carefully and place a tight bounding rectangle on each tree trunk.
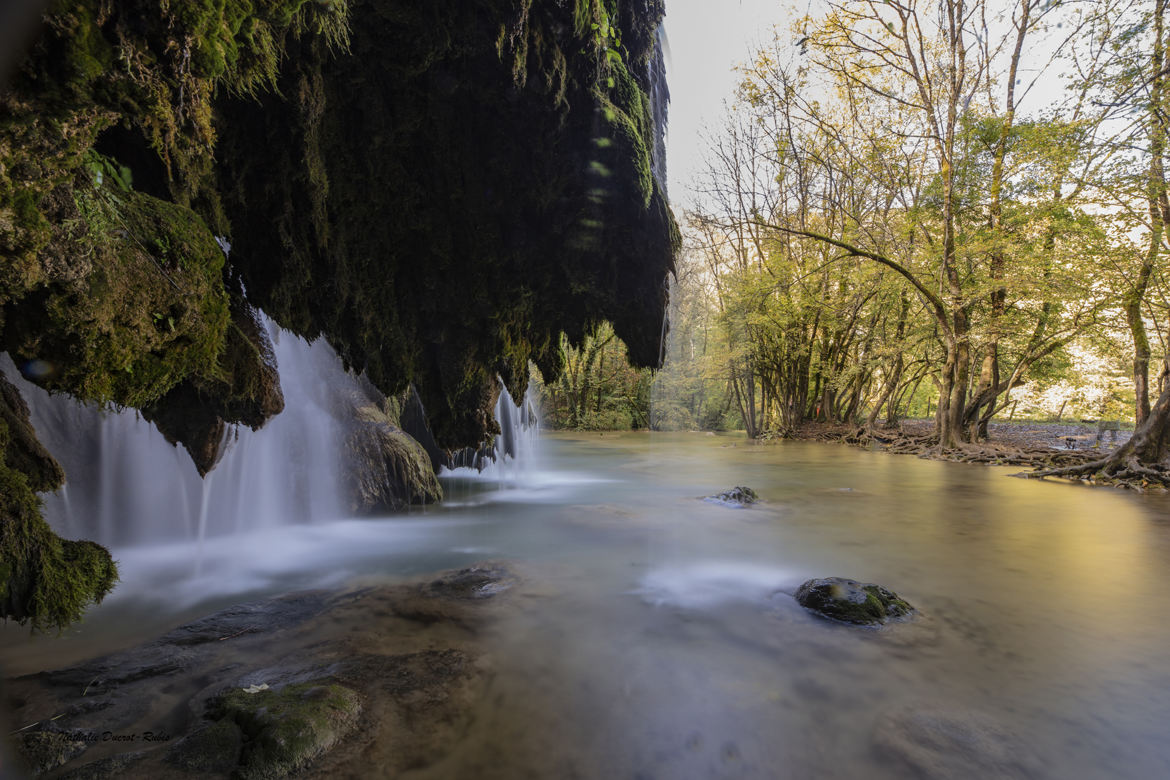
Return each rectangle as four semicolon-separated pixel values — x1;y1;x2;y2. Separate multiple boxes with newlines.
1029;378;1170;485
1130;0;1168;426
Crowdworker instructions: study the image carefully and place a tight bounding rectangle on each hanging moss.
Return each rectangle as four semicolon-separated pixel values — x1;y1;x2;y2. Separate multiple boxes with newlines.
2;176;230;408
0;374;64;493
0;0;352;628
142;294;286;475
216;0;677;449
0;0;676;626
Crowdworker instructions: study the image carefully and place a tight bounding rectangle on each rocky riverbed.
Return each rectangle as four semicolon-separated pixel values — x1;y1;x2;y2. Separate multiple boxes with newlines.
2;564;518;778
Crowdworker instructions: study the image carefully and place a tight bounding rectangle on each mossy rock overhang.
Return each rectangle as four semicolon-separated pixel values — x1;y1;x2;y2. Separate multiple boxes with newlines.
1;0;675;457
215;0;679;449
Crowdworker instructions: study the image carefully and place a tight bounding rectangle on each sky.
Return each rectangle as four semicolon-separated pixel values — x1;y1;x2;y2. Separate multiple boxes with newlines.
662;0;798;207
659;0;1075;211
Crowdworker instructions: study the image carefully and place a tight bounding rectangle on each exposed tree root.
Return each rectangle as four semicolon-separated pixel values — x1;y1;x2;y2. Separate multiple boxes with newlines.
1020;454;1170;491
792;422;1103;471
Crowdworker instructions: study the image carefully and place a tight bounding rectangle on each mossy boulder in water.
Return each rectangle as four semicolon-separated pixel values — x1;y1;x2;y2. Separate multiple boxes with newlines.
795;577;914;626
704;486;759;507
345;398;442;512
178;681;363;779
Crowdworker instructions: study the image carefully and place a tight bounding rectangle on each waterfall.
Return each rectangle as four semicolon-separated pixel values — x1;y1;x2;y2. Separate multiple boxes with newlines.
444;381;540;481
647;22;670;196
2;317;350;547
5;321;544;549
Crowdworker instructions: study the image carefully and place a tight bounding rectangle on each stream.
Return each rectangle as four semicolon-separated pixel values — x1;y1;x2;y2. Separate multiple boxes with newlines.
4;431;1170;778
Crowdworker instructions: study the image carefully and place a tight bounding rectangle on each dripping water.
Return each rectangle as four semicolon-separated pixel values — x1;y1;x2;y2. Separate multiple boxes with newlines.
441;380;541;496
647;22;671;196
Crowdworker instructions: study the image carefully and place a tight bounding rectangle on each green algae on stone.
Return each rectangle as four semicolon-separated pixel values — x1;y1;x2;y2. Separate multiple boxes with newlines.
166;718;246;775
2;176;231;409
347;402;443;512
794;577;914;626
141;294;286;475
193;681;363;779
0;373;64;493
0;433;117;631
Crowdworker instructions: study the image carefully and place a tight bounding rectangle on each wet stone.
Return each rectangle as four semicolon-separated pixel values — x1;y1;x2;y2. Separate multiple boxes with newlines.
703;486;759;508
15;729;89;775
423;563;516;600
794;577;914;625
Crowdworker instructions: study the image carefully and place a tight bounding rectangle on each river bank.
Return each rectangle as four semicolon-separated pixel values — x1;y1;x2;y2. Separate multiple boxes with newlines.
774;419;1129;473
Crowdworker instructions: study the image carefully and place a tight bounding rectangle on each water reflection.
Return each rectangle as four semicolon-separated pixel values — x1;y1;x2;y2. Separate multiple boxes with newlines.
3;432;1169;778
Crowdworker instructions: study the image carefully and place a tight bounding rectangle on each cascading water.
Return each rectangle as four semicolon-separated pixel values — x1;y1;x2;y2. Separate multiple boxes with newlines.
1;316;350;548
4;328;546;552
442;381;541;488
647;22;670;196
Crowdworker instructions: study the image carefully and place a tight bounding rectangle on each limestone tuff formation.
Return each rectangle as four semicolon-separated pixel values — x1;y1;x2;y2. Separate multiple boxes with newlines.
0;0;677;627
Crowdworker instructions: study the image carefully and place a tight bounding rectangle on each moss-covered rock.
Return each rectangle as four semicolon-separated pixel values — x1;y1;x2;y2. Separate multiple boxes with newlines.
14;729;90;775
704;486;759;507
166;717;245;775
0;0;346;424
794;577;914;626
141;295;285;475
346;400;443;512
0;429;117;631
200;681;363;779
0;372;115;631
0;373;63;493
2;179;230;409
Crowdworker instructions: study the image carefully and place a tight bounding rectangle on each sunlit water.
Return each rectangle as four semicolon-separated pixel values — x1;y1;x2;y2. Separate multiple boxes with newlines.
5;432;1170;778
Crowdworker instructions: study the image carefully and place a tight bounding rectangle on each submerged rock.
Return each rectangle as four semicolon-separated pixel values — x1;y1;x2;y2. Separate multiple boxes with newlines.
424;564;517;600
4;564;512;777
703;486;759;507
794;577;914;625
872;705;1040;778
14;729;89;775
176;681;362;779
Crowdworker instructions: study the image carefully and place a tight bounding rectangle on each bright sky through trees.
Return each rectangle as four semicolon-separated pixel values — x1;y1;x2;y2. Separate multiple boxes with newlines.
661;0;1070;207
663;0;794;204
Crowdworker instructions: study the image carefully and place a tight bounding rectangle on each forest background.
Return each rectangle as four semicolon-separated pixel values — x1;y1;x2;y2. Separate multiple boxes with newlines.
534;0;1170;444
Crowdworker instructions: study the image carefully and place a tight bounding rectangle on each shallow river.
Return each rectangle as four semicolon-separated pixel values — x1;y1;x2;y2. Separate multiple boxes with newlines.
5;432;1170;778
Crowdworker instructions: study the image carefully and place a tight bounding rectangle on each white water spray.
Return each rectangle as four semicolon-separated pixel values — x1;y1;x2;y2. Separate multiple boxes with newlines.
441;380;541;488
2;317;351;547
